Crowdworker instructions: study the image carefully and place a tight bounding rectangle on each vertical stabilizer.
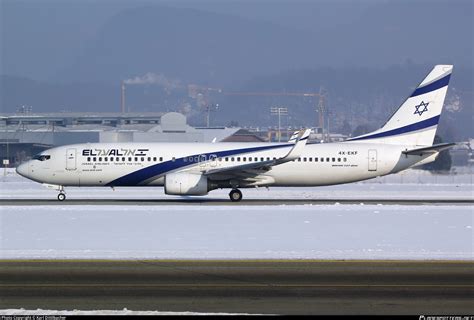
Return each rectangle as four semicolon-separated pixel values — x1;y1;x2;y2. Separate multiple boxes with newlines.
348;65;453;146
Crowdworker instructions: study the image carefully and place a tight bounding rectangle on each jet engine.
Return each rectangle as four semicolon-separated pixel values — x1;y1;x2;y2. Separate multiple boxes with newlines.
164;172;209;195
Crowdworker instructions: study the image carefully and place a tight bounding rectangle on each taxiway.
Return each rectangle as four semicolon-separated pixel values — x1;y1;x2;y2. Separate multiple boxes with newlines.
1;260;472;315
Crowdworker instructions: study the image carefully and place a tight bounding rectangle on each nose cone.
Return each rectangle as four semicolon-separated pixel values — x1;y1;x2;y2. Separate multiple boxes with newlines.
16;162;29;178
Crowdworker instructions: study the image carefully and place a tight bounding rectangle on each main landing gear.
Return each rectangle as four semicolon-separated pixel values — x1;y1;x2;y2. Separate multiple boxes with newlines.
57;186;66;201
229;189;243;202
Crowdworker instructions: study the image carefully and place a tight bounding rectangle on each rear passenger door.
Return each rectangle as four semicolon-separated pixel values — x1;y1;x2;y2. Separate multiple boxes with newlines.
368;149;377;171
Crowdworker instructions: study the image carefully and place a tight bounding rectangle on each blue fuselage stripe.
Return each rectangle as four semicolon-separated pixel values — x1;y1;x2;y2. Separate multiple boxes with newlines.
106;143;292;186
348;115;440;141
410;74;450;97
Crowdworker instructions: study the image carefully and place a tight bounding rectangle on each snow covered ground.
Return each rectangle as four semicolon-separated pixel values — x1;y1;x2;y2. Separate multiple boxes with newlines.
1;308;253;316
1;203;472;260
0;167;473;200
1;168;472;260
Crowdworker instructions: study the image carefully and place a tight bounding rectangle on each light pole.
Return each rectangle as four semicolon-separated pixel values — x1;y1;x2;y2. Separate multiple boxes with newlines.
205;103;219;127
270;107;288;142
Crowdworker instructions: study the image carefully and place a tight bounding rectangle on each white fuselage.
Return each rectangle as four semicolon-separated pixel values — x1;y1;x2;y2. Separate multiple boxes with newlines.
16;141;433;190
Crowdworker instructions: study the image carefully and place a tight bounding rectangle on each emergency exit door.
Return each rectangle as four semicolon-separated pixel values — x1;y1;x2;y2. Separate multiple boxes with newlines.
368;149;377;171
66;148;77;170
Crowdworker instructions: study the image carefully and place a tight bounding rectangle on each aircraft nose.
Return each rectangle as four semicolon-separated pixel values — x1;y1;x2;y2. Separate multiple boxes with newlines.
16;162;29;178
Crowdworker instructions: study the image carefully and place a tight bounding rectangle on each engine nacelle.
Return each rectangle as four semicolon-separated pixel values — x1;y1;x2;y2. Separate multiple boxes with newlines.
164;172;209;195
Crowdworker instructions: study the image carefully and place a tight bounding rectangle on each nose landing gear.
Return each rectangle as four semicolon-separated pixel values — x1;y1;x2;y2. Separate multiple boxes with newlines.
229;189;242;202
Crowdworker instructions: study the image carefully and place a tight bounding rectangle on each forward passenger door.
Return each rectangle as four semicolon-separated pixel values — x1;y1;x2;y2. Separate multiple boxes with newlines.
66;148;77;170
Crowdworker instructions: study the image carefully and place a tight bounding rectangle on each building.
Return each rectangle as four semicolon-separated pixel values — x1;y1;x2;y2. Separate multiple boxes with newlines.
0;112;238;165
221;129;267;142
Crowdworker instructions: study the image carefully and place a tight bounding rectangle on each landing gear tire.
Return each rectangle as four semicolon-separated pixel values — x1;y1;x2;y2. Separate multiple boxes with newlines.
229;189;242;202
58;193;66;201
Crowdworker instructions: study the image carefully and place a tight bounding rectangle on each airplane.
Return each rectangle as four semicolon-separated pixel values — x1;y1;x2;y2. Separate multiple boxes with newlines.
16;65;455;202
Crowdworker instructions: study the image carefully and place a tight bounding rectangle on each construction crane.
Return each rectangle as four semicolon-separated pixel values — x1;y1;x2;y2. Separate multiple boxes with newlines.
224;89;328;131
188;84;329;131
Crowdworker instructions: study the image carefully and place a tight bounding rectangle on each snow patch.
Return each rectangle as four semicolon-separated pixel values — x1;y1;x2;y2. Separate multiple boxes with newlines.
0;308;258;315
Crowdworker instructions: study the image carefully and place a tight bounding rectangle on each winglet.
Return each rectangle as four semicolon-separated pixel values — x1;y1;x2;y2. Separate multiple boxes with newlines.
288;131;300;143
277;129;310;163
288;129;310;143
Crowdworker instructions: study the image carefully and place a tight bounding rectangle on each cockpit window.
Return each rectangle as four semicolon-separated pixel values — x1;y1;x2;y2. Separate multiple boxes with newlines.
32;154;51;161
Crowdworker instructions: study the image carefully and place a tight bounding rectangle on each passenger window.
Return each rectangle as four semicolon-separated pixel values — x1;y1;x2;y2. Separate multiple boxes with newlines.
303;157;307;162
321;158;324;162
135;157;138;162
315;157;318;162
309;158;312;162
243;157;246;162
266;157;270;161
338;158;341;162
237;157;241;162
128;157;132;162
254;157;258;161
99;157;102;162
344;158;347;162
153;157;157;161
159;157;163;161
122;157;126;162
93;157;96;162
326;157;330;162
297;158;301;162
231;157;235;161
87;157;91;162
225;157;229;162
332;158;335;162
147;157;151;162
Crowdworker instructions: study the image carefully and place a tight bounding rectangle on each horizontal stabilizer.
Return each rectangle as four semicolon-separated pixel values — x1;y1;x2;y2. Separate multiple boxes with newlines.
402;143;456;156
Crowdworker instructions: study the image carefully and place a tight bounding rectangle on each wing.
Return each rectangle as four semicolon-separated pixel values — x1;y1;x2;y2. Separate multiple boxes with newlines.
203;129;310;182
